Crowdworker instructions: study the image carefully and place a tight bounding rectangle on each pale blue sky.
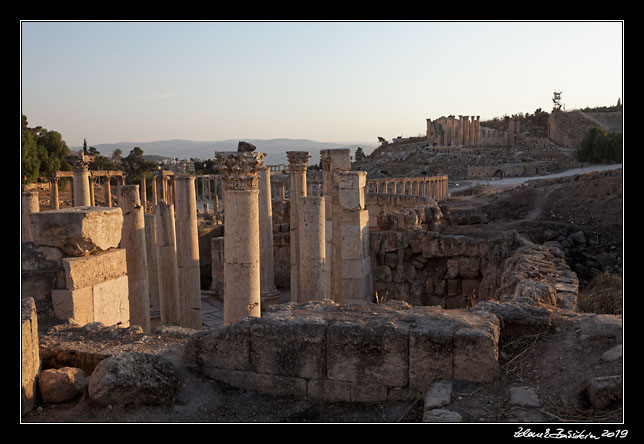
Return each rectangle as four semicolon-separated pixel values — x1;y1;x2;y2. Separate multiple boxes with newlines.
21;21;623;146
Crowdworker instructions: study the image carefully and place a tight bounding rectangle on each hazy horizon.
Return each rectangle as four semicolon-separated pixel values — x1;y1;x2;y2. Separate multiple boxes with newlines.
21;21;623;148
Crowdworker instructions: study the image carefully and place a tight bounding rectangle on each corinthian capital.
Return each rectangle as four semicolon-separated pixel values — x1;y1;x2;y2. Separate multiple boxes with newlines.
214;151;266;191
286;151;310;172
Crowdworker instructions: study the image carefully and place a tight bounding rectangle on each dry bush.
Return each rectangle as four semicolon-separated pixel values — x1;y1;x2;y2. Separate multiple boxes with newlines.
577;272;622;315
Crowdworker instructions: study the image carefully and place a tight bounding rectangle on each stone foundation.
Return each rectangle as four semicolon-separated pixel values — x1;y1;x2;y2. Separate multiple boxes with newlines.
185;300;500;402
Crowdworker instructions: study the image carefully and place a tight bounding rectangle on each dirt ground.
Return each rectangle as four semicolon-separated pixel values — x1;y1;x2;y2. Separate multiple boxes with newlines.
21;169;624;425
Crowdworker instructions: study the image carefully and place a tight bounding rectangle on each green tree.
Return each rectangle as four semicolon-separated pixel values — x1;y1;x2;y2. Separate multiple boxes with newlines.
354;146;366;162
577;127;622;163
21;115;41;183
21;115;70;184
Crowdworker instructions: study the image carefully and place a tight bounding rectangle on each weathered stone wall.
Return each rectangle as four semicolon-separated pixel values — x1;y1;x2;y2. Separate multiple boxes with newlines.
370;229;522;308
365;194;436;228
185;300;500;402
23;207;130;327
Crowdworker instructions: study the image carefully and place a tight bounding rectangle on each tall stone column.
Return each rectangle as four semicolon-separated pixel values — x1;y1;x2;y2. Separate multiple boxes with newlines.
333;171;371;305
475;116;481;146
320;148;351;303
215;151;265;325
67;154;92;207
140;175;147;212
258;166;280;306
286;151;310;303
144;212;161;328
105;176;112;207
119;185;150;332
51;176;60;210
298;196;328;302
463;116;470;146
449;116;456;146
156;202;181;325
21;190;40;242
508;117;515;147
174;175;202;330
458;115;464;146
426;118;432;145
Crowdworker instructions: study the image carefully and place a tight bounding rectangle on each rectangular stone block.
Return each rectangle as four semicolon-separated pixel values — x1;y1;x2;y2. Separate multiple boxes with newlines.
307;379;351;402
92;275;130;326
409;325;454;393
51;287;94;325
208;368;308;398
62;249;127;290
327;320;408;387
453;314;500;383
186;320;252;373
30;207;123;257
351;381;388;402
250;317;326;379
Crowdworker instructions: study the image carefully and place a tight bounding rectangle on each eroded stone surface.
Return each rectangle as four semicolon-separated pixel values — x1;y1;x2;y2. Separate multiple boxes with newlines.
30;207;123;257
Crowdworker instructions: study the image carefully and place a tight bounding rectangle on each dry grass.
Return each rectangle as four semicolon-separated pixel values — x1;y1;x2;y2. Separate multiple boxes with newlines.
577;272;622;315
539;394;622;423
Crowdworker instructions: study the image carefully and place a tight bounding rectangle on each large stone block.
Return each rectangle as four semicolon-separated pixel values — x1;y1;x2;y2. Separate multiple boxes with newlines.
51;287;94;325
250;316;326;379
453;312;500;383
62;249;127;290
30;207;123;257
92;275;130;326
327;320;408;387
21;298;40;415
184;320;251;374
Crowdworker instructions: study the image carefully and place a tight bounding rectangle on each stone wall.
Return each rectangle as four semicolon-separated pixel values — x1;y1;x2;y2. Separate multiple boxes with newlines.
185;300;500;402
370;229;522;308
22;207;130;327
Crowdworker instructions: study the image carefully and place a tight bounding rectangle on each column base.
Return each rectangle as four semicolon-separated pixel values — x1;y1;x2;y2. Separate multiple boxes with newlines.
260;287;282;309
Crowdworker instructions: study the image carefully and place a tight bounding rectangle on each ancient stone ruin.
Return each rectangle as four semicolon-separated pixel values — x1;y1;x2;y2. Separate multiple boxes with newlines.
21;137;622;423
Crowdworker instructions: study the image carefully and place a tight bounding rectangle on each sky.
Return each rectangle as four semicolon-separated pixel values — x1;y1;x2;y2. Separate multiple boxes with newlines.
21;21;623;147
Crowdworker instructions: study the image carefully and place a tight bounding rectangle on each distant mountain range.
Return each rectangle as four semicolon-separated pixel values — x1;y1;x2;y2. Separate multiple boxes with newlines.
71;138;377;166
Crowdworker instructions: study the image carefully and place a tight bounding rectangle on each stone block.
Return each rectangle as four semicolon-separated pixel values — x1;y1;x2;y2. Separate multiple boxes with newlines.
21;297;40;415
327;320;408;387
351;381;388;402
92;275;130;326
51;287;94;325
184;319;251;373
39;367;88;404
307;379;351;402
62;249;127;290
446;258;459;279
250;317;326;379
453;314;500;383
30;207;123;257
409;314;455;392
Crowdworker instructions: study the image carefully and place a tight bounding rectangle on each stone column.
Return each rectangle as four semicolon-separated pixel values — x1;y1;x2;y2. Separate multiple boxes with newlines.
105;176;112;207
71;161;91;207
215;151;265;325
89;177;95;206
144;212;161;328
320;148;351;303
21;190;40;242
333;171;371;305
140;175;147;212
119;185;150;332
426;118;432;145
463;116;470;146
156;203;181;325
475;116;481;146
508;117;515;147
258;166;280;306
449;116;456;147
515;116;520;145
458;115;464;146
174;175;202;330
151;176;157;206
51;176;60;210
286;151;310;303
298;196;328;302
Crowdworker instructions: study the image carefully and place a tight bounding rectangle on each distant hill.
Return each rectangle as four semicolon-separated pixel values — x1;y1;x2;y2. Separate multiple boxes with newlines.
71;138;377;166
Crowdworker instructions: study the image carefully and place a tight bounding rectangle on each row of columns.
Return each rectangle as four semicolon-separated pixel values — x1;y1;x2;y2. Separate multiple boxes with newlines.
426;115;481;147
119;175;202;332
214;147;373;325
366;175;448;200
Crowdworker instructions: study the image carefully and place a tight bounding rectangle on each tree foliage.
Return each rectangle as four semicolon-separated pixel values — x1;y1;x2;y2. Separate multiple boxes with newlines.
21;115;70;183
577;127;622;163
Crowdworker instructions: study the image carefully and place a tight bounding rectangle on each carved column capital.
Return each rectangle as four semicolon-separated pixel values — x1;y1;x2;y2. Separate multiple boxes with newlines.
214;151;265;191
286;151;310;172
